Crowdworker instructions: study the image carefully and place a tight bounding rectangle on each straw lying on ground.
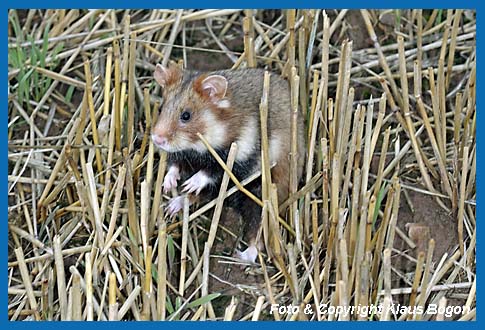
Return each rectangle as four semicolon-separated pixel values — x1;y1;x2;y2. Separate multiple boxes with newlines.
8;9;475;321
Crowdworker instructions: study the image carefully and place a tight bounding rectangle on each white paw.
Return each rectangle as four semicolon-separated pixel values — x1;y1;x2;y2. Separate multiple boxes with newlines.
163;166;180;193
166;196;186;216
236;245;258;263
182;171;212;195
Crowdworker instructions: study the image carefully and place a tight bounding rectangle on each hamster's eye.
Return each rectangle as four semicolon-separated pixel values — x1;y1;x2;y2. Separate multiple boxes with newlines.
180;110;192;123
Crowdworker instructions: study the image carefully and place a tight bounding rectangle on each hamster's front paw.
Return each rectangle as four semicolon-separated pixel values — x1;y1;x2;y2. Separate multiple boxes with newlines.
163;166;180;193
166;196;185;216
236;245;258;264
182;170;212;195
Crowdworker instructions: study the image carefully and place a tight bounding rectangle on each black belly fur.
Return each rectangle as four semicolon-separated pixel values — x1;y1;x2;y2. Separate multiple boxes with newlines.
167;148;260;201
167;147;263;241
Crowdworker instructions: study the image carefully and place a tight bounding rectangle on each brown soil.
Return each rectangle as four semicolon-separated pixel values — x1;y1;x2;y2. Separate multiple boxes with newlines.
187;10;463;310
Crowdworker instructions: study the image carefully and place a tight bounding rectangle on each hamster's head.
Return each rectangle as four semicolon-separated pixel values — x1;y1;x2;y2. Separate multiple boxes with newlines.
151;63;232;153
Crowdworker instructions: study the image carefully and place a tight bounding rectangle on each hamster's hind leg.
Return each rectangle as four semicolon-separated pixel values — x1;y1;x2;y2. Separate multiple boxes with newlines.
235;186;264;263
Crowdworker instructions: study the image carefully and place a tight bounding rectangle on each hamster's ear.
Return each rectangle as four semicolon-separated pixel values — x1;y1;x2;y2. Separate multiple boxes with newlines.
198;75;228;101
154;64;169;87
154;63;180;88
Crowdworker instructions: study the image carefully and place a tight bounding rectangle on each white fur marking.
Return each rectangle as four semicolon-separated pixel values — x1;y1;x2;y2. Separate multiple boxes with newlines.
198;111;227;151
268;135;283;164
236;245;258;263
216;99;231;109
235;117;258;161
192;140;208;152
182;170;213;195
163;165;180;193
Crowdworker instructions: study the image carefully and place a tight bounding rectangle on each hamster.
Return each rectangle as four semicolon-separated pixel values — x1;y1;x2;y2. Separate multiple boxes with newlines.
151;62;305;262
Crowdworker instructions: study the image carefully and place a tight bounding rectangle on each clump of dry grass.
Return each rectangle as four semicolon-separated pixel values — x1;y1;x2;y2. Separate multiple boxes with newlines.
8;9;475;321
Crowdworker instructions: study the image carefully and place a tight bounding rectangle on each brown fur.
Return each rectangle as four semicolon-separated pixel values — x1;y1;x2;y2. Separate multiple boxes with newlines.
192;74;209;97
153;65;305;188
272;162;291;203
155;62;182;90
152;66;305;249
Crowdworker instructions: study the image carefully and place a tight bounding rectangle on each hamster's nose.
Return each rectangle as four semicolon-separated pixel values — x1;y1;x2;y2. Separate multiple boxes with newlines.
152;133;168;147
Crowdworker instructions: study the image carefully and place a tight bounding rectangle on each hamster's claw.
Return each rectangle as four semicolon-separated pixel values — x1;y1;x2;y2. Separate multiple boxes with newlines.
163;176;177;193
166;196;185;216
182;171;211;195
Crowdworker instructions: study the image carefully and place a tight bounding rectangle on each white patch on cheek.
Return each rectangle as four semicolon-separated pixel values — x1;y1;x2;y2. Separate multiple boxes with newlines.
235;117;258;162
171;132;196;151
216;99;231;109
199;111;227;150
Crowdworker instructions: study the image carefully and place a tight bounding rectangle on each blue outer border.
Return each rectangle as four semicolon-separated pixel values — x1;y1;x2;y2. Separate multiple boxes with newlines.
475;3;481;326
4;2;480;329
1;1;480;9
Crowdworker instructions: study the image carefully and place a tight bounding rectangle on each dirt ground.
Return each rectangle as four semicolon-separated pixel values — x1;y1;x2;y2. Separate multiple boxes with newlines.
181;10;463;316
8;9;474;321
